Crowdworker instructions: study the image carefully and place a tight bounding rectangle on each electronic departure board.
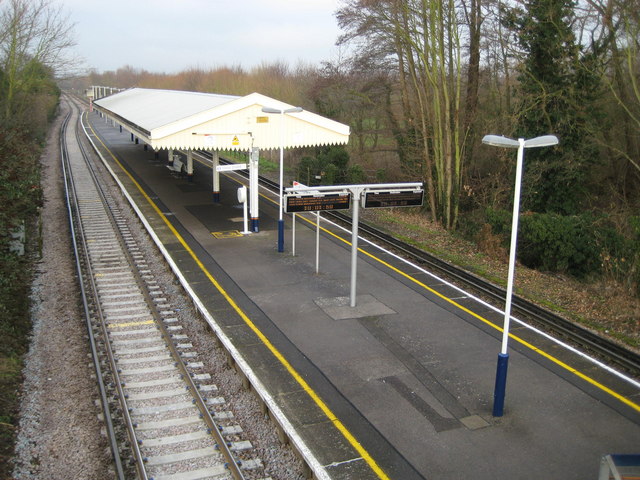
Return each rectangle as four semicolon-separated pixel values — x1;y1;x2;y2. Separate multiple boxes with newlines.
285;192;351;213
364;190;424;209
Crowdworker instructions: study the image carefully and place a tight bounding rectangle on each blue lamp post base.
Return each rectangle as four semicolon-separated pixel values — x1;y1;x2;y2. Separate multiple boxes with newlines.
277;219;285;252
493;352;510;417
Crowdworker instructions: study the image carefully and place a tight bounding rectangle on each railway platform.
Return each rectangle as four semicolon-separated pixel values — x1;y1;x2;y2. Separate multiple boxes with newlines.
85;112;640;480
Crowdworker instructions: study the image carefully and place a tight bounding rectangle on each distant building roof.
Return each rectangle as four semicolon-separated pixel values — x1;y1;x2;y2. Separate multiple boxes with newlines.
93;88;350;151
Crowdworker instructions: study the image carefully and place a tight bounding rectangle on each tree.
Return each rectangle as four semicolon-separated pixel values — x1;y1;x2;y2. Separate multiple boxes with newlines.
337;0;468;229
0;0;75;124
503;0;603;214
582;0;640;199
296;146;352;185
310;57;393;157
461;0;483;159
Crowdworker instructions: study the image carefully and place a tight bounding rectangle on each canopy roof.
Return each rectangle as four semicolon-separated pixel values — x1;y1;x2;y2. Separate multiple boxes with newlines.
93;88;350;151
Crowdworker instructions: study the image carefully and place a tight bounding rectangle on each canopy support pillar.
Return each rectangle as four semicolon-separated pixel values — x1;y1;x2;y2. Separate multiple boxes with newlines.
186;150;194;182
212;150;220;202
250;147;259;232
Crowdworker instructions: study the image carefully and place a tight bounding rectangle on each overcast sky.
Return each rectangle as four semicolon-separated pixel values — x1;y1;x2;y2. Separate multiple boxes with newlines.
61;0;344;74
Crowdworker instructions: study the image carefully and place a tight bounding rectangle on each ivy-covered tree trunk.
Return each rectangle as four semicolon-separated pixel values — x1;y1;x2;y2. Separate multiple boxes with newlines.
503;0;602;214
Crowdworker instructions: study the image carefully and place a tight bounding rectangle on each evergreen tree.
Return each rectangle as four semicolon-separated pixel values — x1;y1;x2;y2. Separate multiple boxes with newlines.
503;0;602;214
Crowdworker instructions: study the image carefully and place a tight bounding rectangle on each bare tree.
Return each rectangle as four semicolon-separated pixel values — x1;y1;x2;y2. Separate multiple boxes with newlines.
577;0;640;193
338;0;468;229
0;0;76;121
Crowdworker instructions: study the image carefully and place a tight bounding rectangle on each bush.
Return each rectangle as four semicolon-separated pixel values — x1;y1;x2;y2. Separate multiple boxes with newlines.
518;213;600;277
0;126;42;355
476;209;640;290
485;208;513;238
597;215;640;295
295;146;352;185
0;123;44;479
630;217;640;295
346;164;366;183
480;209;602;277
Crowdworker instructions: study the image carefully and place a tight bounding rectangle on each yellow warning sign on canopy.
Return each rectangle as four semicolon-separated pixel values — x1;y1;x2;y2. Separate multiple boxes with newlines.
232;135;239;146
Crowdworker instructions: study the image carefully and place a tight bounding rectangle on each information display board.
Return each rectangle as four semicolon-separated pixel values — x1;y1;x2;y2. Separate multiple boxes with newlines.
364;190;424;209
285;192;351;213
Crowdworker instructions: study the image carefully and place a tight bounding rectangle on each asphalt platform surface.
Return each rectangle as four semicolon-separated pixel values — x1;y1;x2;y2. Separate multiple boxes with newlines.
87;113;640;480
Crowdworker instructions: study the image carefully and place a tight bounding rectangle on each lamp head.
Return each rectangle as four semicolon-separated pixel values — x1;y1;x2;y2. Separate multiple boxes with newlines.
482;134;559;149
482;135;520;148
523;135;559;148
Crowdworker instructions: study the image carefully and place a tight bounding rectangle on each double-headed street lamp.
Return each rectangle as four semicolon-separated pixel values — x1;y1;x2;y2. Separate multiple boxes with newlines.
481;134;559;417
261;106;303;252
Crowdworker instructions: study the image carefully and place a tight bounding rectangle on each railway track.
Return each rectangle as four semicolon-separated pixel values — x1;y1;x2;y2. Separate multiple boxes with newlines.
62;97;267;480
206;154;640;378
329;209;640;374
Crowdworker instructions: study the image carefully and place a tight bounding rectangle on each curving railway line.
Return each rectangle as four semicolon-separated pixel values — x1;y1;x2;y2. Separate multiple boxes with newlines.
61;97;268;480
208;154;640;379
57;99;638;480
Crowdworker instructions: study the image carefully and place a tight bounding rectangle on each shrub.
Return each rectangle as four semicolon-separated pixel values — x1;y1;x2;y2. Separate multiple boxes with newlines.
295;146;352;185
0;126;42;356
518;213;600;277
346;164;366;183
478;209;602;277
485;208;513;238
597;215;640;295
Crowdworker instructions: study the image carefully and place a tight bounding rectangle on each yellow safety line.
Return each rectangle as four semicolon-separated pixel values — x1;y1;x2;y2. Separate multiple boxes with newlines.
87;120;391;480
195;149;640;413
290;213;640;413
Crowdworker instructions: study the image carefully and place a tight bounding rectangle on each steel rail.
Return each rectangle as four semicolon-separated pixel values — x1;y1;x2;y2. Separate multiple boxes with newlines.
329;208;640;375
60;100;128;479
209;154;640;377
79;104;247;480
65;96;148;478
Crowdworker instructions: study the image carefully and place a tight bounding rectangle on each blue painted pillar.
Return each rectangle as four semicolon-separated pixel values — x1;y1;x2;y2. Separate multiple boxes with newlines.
492;353;510;417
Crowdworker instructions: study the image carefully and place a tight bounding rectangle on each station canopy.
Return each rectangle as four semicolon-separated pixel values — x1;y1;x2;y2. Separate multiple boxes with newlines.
93;87;350;151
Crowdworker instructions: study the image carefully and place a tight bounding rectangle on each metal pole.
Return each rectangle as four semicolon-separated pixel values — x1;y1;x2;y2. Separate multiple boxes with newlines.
278;114;285;252
239;186;250;235
292;213;296;256
493;138;525;417
316;212;320;274
350;191;361;307
250;147;260;232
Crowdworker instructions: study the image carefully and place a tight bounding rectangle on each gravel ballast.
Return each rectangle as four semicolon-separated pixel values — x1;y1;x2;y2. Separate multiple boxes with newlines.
12;100;306;479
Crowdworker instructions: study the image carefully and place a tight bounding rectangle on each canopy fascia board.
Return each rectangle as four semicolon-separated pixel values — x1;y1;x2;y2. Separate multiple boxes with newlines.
101;108;150;139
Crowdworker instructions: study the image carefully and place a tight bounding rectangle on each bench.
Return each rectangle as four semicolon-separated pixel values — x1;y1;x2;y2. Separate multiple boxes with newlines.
167;158;185;175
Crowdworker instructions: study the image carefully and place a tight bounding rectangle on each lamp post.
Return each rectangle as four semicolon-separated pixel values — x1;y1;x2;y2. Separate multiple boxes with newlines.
481;134;559;417
262;106;303;252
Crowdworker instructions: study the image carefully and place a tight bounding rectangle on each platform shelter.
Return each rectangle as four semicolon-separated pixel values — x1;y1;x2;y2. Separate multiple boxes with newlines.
92;87;350;231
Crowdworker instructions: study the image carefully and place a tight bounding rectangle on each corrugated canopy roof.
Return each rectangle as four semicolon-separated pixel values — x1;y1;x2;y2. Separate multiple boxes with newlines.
93;88;350;151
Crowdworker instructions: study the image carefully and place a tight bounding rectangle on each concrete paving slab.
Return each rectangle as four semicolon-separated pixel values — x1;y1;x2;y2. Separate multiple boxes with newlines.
87;115;640;480
314;294;396;320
